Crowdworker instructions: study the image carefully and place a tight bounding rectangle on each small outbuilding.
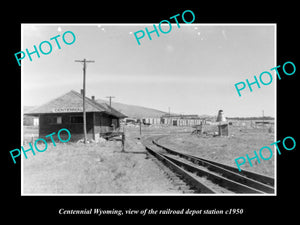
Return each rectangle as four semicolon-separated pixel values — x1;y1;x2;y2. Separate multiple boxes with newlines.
218;123;229;136
24;90;127;141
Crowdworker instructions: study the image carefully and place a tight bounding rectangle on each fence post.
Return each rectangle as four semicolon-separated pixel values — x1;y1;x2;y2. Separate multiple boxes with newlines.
121;133;125;152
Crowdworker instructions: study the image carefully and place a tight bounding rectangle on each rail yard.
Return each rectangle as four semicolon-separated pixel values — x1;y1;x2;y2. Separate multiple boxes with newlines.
142;134;274;194
23;116;275;194
138;121;275;194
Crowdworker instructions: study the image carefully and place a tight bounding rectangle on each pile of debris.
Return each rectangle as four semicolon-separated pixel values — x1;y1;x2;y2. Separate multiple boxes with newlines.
76;137;107;144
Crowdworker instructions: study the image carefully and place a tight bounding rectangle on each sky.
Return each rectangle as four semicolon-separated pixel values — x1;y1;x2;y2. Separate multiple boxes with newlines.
22;24;276;117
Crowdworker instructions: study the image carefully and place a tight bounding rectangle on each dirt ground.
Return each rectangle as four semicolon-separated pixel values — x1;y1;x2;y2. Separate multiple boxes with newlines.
22;123;275;194
157;125;275;177
22;126;183;194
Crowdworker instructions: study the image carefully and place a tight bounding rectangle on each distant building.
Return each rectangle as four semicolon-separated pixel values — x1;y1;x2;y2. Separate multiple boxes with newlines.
159;114;202;126
24;90;127;141
23;115;39;126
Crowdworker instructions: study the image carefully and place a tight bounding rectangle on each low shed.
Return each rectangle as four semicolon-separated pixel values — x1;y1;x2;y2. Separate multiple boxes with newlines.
218;123;229;136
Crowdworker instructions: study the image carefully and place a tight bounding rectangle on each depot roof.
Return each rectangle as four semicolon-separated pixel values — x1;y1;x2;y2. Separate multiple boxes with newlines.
25;90;127;118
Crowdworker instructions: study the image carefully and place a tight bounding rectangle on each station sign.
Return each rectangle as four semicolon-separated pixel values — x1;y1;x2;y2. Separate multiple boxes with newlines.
52;107;83;113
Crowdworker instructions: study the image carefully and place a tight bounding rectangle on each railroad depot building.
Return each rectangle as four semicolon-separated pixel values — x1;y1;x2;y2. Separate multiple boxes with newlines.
24;90;127;141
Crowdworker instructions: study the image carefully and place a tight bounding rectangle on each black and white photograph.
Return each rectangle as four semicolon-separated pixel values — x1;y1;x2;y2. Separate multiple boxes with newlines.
4;5;298;221
21;24;276;195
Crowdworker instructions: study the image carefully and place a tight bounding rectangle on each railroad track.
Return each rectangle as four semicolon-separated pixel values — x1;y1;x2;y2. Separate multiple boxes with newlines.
142;135;275;194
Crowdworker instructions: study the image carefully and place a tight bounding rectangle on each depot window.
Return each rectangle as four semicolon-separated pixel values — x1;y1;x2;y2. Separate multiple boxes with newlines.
45;116;62;124
70;116;83;124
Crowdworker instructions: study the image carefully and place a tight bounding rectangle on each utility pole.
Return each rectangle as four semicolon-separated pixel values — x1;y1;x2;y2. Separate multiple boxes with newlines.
106;96;115;112
75;58;95;144
139;119;142;136
262;110;265;131
168;107;171;126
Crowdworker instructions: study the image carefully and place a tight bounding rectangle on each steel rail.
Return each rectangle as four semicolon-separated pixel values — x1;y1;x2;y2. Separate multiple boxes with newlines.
142;135;275;194
162;153;264;193
145;144;216;193
153;138;275;188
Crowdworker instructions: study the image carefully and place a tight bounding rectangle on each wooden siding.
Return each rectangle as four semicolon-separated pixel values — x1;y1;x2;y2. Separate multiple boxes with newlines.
38;112;121;141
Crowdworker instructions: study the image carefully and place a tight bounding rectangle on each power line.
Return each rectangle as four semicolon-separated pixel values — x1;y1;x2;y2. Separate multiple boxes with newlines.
105;96;115;111
75;58;95;144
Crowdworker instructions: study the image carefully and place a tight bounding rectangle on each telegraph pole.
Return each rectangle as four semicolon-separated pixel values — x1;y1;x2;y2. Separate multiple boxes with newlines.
106;96;115;111
75;59;95;144
262;110;265;131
